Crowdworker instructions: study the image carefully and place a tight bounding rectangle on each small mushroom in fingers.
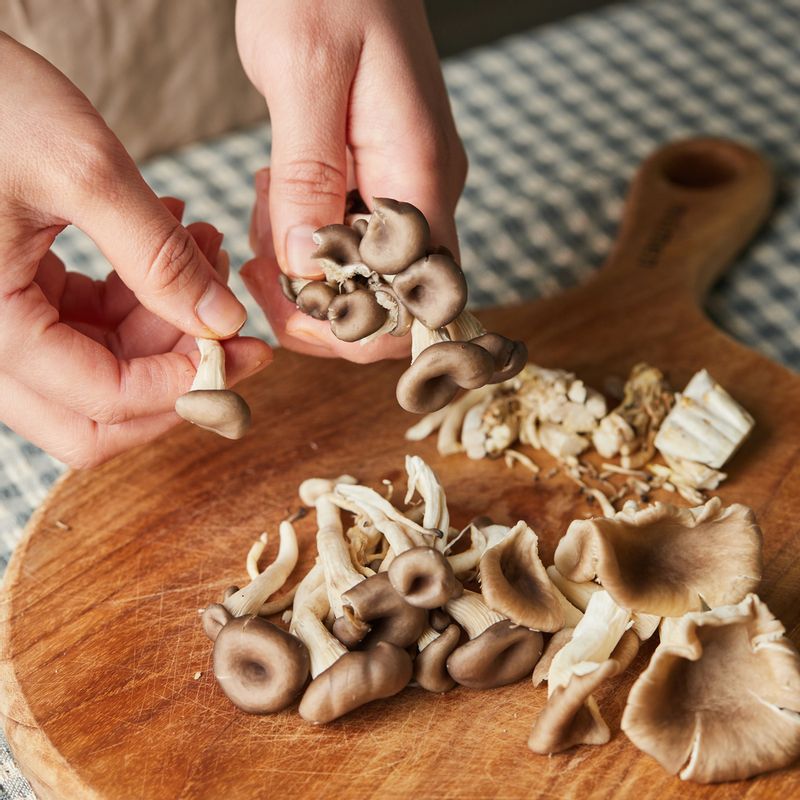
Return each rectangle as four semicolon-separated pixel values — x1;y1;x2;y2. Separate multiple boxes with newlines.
312;224;364;269
212;615;310;713
415;623;462;693
359;198;430;274
396;341;496;414
296;281;337;320
299;640;413;724
471;333;529;384
175;338;251;439
388;546;457;609
327;289;388;342
392;254;468;329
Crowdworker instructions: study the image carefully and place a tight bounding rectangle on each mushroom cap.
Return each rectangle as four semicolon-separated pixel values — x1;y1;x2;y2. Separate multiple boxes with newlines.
528;659;619;754
415;624;462;693
358;197;430;274
387;546;457;609
338;572;428;648
621;593;800;783
298;641;413;724
553;498;762;617
327;289;388;342
351;218;368;236
470;333;528;384
296;280;337;320
396;341;496;414
278;273;297;303
175;389;251;439
212;615;310;714
479;521;565;632
312;224;363;267
374;284;414;337
446;620;543;689
201;603;233;642
391;254;468;329
531;628;575;687
429;608;452;632
331;606;372;648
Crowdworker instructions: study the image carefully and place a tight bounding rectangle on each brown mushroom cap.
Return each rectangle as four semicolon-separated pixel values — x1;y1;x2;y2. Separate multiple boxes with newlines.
337;572;428;648
447;620;543;689
621;593;800;783
374;285;413;337
278;273;297;303
396;341;496;414
331;606;372;648
212;615;310;714
175;389;251;439
296;280;337;320
298;641;413;724
531;628;574;688
480;521;565;632
553;498;763;617
528;659;619;754
202;603;233;642
387;546;457;608
470;333;528;384
351;218;368;236
358;197;431;274
415;624;462;693
430;608;452;632
327;289;388;342
391;254;468;329
312;224;363;267
610;629;641;673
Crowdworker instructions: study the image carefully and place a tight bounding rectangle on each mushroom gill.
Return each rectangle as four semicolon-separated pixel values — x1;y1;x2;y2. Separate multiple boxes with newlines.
554;497;762;617
621;593;800;783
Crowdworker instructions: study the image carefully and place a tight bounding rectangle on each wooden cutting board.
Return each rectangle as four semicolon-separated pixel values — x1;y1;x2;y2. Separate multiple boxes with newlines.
2;138;799;800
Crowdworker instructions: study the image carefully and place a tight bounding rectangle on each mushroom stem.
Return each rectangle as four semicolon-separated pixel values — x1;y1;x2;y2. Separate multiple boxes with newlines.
404;455;449;548
223;520;299;617
190;337;226;390
446;590;507;639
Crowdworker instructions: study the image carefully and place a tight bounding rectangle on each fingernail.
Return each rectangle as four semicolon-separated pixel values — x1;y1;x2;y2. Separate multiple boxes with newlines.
286;225;322;278
196;281;247;336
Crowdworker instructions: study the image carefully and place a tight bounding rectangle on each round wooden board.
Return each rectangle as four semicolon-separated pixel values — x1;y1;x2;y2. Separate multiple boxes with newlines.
2;139;799;799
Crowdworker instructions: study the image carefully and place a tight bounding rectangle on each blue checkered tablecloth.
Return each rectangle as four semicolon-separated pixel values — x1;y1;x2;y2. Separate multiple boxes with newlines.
2;0;799;795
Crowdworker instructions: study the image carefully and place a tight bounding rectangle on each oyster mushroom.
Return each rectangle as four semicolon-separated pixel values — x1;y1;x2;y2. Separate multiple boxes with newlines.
327;289;388;342
299;640;413;724
358;197;430;274
622;593;800;783
415;623;462;693
445;590;543;689
531;628;575;688
479;521;580;632
175;338;251;439
388;547;457;609
296;281;337;320
372;284;414;337
470;333;529;385
553;498;762;617
312;224;364;271
212;615;310;713
391;253;468;328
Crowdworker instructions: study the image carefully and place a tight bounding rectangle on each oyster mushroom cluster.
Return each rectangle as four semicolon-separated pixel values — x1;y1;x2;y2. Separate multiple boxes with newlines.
407;362;755;510
281;197;527;413
198;455;800;783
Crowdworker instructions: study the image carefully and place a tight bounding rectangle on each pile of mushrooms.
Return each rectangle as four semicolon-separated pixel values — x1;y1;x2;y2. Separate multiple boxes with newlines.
281;196;527;413
407;362;755;510
199;454;799;783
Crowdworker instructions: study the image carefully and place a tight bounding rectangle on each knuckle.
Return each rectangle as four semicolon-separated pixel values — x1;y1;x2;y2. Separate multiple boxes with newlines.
274;158;345;207
61;436;105;470
144;224;202;298
65;129;130;204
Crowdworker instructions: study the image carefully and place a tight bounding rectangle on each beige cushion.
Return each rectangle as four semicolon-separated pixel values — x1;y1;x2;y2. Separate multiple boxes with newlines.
3;0;267;160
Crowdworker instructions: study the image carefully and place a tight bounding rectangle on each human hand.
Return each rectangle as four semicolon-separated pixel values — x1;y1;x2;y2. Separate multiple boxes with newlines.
0;34;271;467
236;0;467;360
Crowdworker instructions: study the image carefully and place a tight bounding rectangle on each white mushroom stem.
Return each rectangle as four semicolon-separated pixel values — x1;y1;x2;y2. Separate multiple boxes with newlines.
437;386;494;456
191;338;226;391
417;626;441;652
547;590;631;695
445;310;485;341
405;406;449;442
446;590;506;639
290;565;347;678
404;455;449;547
246;533;268;580
446;524;488;577
223;520;299;617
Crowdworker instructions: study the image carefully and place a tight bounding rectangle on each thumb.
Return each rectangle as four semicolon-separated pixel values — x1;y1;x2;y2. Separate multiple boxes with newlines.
68;161;246;339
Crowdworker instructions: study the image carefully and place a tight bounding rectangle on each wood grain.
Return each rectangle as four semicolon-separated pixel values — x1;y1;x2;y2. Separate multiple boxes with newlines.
2;138;799;799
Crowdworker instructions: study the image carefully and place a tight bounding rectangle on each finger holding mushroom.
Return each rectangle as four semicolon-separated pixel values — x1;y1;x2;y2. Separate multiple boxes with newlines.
553;498;763;617
175;338;251;439
622;593;800;783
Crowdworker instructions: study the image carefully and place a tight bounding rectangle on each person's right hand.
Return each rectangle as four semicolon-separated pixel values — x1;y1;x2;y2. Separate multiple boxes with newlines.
0;34;271;468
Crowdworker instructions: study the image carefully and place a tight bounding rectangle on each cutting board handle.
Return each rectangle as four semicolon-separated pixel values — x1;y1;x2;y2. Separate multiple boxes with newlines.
601;137;775;302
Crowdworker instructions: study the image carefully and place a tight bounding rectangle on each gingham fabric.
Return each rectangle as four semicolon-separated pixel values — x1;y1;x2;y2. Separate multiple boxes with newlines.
2;0;800;795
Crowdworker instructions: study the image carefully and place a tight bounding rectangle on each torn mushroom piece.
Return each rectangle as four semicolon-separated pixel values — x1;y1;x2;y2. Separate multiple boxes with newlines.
622;594;800;783
175;338;251;439
553;498;762;617
391;253;468;328
445;590;543;689
358;197;430;274
479;521;579;632
528;590;630;754
415;623;462;693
